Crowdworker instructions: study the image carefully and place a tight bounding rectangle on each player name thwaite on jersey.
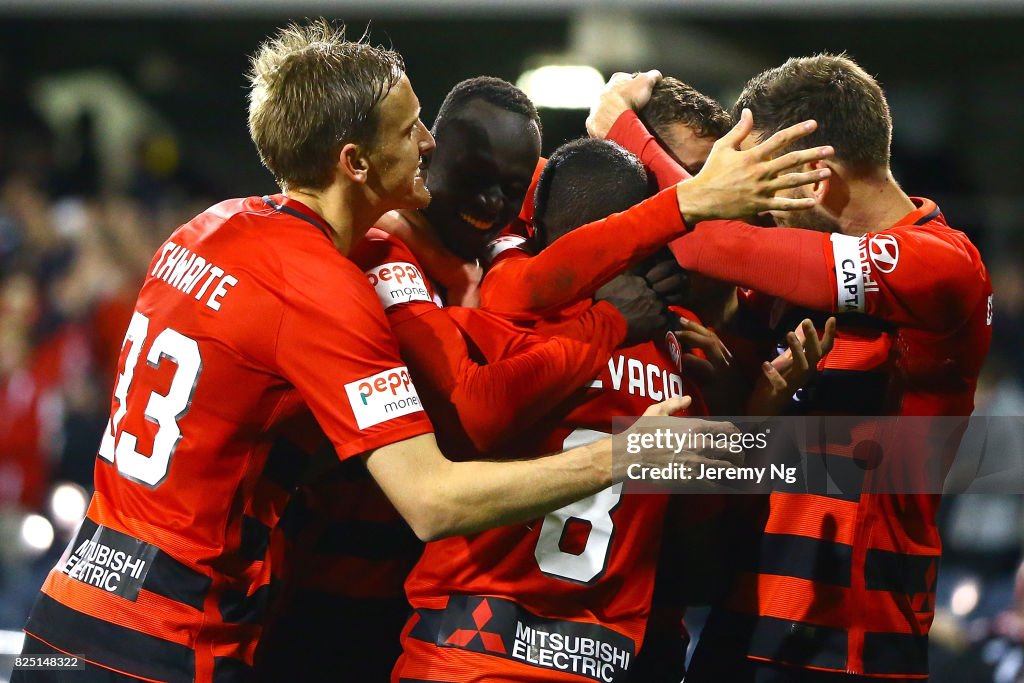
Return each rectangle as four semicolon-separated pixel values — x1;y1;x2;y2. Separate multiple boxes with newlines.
150;240;239;311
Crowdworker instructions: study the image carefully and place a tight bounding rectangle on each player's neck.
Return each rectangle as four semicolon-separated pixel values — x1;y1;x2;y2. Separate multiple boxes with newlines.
837;171;916;237
285;185;377;256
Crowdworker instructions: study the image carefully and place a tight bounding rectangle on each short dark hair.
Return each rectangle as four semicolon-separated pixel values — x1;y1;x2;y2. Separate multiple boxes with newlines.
733;53;892;170
248;19;405;190
640;77;733;140
533;138;649;248
432;76;542;138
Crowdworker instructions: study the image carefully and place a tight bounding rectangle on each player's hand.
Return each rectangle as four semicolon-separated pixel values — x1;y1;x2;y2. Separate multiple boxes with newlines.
642;396;691;416
675;110;835;224
747;317;836;415
595;274;670;346
672;316;733;385
640;251;688;305
586;70;662;139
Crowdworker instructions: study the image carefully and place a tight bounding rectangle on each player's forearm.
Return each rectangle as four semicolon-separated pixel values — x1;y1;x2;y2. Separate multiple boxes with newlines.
482;188;687;318
367;433;613;541
532;301;626;344
607;110;691;190
450;314;622;451
670;220;834;311
422;439;613;539
393;306;620;453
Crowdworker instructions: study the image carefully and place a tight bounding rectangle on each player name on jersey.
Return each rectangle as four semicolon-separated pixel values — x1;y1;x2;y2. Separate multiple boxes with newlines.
150;240;239;311
605;354;685;401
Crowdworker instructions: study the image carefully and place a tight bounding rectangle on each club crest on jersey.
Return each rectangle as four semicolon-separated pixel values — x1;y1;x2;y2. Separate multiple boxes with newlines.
345;366;423;429
364;261;433;310
867;234;900;273
664;331;684;373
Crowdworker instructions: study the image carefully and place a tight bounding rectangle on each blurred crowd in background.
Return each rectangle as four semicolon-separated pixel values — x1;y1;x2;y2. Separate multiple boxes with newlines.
0;10;1023;682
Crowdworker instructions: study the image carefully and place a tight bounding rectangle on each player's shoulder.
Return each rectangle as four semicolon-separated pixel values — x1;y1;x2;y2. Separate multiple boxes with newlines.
352;224;421;269
882;199;986;273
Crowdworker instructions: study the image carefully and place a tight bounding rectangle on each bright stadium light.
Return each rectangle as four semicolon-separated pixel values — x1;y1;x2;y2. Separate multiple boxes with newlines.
516;65;604;109
49;482;89;530
20;514;55;556
0;629;25;656
950;579;980;616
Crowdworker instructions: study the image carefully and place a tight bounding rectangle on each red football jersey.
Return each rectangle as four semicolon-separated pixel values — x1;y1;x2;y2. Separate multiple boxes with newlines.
397;294;705;683
677;203;993;677
24;195;433;683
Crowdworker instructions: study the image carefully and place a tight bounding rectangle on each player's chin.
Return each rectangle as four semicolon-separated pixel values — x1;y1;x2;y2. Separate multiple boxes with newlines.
399;184;432;210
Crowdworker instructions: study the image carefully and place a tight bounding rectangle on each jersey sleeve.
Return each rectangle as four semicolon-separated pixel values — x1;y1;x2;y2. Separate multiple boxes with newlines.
274;257;433;461
352;230;624;454
825;227;988;330
480;187;687;319
670;220;985;332
606;110;692;190
349;229;443;326
390;304;623;454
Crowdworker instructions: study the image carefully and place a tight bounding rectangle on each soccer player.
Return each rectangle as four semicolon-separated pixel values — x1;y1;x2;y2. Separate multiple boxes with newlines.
598;56;993;682
255;78;639;683
12;22;683;683
393;137;703;683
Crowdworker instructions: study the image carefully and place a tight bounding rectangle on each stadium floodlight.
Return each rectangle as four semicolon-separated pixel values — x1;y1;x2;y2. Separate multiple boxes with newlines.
19;514;55;556
49;482;89;531
516;65;604;109
950;579;981;617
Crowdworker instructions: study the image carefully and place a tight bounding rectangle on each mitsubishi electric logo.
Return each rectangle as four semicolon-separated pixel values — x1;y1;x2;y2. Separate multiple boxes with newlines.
444;598;507;654
868;234;900;273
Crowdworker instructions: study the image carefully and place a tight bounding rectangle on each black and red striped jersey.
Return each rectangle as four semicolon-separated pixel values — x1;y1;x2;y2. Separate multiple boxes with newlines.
23;195;433;683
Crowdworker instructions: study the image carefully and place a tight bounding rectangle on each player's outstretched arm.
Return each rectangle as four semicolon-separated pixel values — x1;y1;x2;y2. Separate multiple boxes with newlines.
481;112;831;320
364;396;688;541
367;398;748;541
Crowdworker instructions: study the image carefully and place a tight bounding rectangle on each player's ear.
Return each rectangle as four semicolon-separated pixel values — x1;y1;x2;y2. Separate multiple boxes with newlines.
339;143;370;184
809;159;830;201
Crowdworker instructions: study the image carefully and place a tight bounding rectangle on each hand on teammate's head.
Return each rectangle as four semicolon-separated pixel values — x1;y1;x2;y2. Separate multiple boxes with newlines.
586;70;663;140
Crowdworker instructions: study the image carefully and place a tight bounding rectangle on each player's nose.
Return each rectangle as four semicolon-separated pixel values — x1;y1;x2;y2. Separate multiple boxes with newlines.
418;121;435;155
477;186;504;217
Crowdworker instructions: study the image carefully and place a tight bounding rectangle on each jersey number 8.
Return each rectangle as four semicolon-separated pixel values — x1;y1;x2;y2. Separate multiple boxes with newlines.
535;429;623;584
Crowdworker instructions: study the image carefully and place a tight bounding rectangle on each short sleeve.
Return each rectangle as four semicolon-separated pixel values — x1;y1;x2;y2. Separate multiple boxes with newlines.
275;252;433;460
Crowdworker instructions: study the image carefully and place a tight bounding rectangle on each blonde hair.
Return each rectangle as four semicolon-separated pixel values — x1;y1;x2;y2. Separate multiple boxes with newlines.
248;19;404;190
